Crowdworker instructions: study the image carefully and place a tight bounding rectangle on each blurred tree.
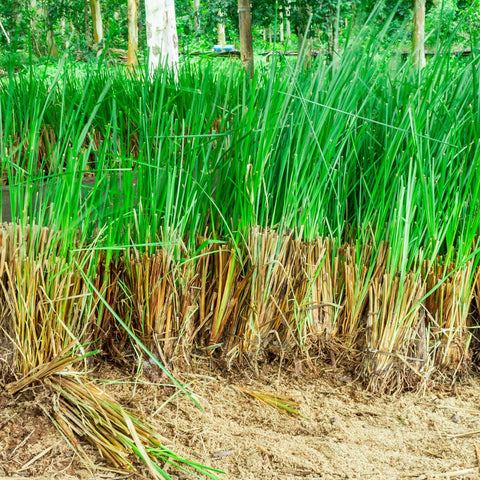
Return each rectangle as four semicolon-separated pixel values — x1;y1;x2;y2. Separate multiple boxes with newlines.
193;0;200;31
127;0;138;68
413;0;426;68
89;0;104;44
217;10;226;45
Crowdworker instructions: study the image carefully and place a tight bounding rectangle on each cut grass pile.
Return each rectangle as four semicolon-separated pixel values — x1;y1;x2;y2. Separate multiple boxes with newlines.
1;20;480;476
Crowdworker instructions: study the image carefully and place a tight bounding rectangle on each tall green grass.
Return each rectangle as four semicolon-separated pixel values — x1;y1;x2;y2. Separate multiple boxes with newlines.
1;20;480;387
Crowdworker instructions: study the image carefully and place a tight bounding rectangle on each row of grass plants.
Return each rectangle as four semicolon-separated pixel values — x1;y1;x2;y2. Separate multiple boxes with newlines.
1;21;480;475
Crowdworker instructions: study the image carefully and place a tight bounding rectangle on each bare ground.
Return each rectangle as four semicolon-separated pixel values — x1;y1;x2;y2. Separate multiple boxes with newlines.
2;358;480;480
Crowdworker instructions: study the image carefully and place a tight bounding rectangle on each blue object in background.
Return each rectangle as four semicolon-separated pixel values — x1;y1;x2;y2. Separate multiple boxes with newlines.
213;45;235;53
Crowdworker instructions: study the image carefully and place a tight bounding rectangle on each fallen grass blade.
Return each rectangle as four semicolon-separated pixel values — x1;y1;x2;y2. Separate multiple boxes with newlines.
235;386;302;417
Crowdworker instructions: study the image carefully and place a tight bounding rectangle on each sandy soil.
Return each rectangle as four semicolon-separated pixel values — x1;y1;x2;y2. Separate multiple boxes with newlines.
1;357;480;480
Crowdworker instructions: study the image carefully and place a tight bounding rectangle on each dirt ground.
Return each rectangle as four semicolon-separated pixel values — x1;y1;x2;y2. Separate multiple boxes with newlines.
2;357;480;480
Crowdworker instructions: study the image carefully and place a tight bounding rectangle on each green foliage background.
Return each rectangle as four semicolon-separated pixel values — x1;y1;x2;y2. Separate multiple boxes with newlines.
1;0;479;65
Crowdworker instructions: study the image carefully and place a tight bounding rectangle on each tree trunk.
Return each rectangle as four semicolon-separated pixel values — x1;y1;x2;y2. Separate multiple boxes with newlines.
412;0;426;69
217;11;226;46
279;11;284;43
47;30;59;58
333;1;340;53
84;0;91;43
29;0;41;55
45;5;59;58
30;0;37;31
217;23;226;45
298;31;304;52
193;0;200;31
144;0;180;81
217;24;226;45
265;26;271;43
238;0;254;76
89;0;104;44
285;0;291;38
127;0;139;70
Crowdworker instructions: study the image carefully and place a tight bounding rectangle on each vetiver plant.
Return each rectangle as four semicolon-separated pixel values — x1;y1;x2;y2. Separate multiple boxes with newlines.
1;11;480;472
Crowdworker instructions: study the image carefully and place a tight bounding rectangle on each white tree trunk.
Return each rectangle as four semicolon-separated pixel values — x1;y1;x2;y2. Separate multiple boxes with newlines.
217;23;226;45
145;0;179;80
279;11;284;43
413;0;426;69
285;6;291;39
217;10;226;46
